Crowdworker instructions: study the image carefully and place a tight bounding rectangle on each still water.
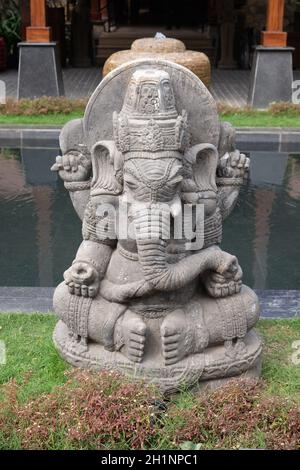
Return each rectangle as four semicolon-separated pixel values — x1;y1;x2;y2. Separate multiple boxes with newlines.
0;145;300;289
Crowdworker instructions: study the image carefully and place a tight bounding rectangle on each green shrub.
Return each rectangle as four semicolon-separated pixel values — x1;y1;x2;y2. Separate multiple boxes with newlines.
0;97;87;116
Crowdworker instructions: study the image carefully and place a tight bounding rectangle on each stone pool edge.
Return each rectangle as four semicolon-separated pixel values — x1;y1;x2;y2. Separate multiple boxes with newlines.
0;287;299;319
1;126;300;153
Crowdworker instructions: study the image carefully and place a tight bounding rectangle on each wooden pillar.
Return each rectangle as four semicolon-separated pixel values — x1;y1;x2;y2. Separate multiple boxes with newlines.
21;0;31;41
26;0;52;42
18;0;64;97
261;0;287;47
90;0;100;21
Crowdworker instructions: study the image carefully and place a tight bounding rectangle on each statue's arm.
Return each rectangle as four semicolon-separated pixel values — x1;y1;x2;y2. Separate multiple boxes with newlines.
64;197;117;298
51;144;92;183
216;150;249;220
64;239;115;298
217;185;240;220
51;145;92;220
72;240;113;278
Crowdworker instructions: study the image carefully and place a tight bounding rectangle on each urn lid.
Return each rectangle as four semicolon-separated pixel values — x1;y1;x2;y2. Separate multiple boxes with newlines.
131;37;186;54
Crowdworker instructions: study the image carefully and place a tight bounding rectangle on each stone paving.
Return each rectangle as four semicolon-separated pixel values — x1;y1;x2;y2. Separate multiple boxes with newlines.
0;67;102;101
2;67;299;105
211;69;251;106
0;67;300;106
63;67;102;99
0;67;246;104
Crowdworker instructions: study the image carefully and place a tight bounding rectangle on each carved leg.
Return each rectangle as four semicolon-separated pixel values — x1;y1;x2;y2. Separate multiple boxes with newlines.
88;297;127;350
77;335;88;353
114;310;147;363
161;309;187;366
224;338;247;360
201;285;260;348
54;281;127;350
160;306;209;366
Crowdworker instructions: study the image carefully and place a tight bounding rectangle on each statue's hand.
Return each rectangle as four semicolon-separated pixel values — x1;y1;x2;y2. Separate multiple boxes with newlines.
217;150;249;180
205;252;243;298
64;262;99;298
51;150;91;182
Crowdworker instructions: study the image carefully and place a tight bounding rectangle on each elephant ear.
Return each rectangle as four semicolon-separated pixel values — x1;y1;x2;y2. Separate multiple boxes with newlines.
59;118;85;155
90;140;124;196
185;143;218;193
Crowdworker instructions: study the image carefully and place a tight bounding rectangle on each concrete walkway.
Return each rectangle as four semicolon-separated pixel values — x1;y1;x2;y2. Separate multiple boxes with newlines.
0;287;299;319
2;67;299;106
0;68;102;101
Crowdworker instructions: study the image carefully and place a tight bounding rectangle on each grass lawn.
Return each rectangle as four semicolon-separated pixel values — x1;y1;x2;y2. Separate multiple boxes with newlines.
0;112;300;128
221;112;300;128
0;112;83;126
0;314;67;402
0;313;299;450
1;97;300;127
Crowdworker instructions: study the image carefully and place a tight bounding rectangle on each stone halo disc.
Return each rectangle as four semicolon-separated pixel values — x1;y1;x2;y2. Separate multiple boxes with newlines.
84;58;220;150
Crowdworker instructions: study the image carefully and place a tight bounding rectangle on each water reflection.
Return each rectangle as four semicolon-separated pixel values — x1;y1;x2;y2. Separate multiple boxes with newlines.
0;146;300;289
218;152;300;290
0;146;81;287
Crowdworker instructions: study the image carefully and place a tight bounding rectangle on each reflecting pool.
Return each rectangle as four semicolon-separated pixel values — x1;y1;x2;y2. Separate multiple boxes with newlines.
0;144;300;289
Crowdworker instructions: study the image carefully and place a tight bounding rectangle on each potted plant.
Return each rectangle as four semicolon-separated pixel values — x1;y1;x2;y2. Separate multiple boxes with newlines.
0;8;21;69
0;35;6;71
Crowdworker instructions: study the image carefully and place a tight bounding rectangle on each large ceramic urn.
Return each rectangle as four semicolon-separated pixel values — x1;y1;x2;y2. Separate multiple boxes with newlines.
103;36;211;88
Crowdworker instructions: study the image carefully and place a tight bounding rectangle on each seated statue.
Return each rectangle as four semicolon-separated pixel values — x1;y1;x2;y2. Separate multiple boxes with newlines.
51;60;262;393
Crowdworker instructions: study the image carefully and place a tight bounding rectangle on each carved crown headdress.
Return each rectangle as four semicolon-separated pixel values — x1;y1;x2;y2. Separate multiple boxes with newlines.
113;69;189;159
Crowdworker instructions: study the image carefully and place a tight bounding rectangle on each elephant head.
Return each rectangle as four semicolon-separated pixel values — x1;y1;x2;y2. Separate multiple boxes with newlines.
90;139;219;293
122;145;219;292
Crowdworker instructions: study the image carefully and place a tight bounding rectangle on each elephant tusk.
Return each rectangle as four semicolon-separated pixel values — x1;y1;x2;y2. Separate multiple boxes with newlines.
169;194;182;218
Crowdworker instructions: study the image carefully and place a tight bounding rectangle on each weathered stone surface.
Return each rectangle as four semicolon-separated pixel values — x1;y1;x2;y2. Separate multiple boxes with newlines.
17;43;64;99
84;59;220;149
248;47;294;108
52;59;262;393
52;118;91;220
54;320;262;395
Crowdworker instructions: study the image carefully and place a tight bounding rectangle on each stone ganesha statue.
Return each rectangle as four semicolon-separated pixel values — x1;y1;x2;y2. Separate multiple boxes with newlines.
52;60;262;393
